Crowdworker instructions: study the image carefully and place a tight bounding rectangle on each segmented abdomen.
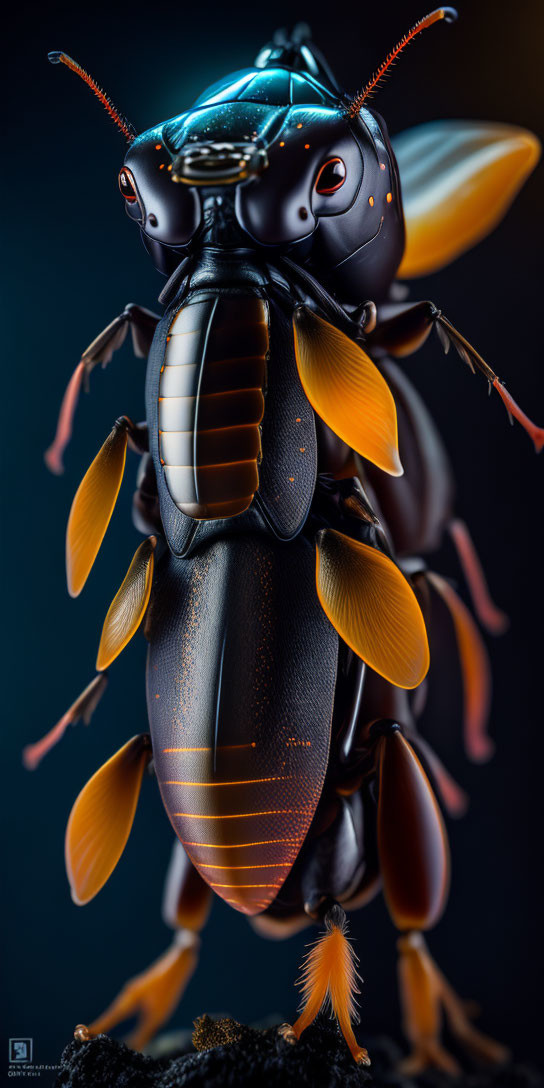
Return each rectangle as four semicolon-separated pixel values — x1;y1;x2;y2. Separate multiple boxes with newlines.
155;743;311;916
159;295;267;520
146;536;339;916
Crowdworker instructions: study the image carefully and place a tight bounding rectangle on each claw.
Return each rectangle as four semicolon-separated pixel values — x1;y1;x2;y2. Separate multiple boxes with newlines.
277;1022;297;1045
399;1040;461;1076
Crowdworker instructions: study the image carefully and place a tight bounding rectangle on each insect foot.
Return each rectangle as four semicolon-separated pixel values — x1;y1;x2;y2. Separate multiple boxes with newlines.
277;1023;297;1046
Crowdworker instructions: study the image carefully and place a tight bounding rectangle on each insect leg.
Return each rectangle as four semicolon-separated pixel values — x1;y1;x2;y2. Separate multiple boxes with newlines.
273;786;375;1062
278;902;370;1065
397;932;509;1074
373;720;455;1071
370;299;544;450
45;304;159;474
448;518;508;635
132;451;162;537
22;674;108;770
427;572;494;763
75;840;211;1050
396;931;460;1075
374;720;507;1071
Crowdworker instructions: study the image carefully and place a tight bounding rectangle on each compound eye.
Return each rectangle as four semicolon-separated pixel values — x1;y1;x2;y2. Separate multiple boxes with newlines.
118;167;138;202
315;157;346;195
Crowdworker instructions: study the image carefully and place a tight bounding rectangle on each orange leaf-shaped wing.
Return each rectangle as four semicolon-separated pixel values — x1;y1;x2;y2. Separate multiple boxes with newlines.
293;307;402;477
316;529;429;689
66;418;129;597
65;734;151;905
395;121;541;278
96;537;156;671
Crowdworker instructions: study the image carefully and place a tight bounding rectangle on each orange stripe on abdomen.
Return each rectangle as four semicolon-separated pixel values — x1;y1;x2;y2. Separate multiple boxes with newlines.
156;753;312;914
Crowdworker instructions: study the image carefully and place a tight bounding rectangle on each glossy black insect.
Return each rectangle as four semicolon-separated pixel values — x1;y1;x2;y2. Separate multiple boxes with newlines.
27;9;542;1070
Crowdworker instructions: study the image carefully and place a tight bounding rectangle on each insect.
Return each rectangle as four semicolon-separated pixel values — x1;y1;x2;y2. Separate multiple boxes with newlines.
27;8;542;1072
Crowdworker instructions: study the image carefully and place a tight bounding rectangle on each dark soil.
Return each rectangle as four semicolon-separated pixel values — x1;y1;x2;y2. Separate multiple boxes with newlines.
54;1015;543;1088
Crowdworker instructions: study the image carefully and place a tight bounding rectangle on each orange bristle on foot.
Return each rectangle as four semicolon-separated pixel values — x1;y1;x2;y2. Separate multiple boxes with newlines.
293;905;369;1064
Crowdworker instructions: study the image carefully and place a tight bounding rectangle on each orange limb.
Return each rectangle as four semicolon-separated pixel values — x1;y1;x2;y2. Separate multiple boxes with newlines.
448;519;508;635
428;573;493;762
412;733;469;818
22;674;107;770
435;313;544;452
44;361;85;475
78;848;211;1051
397;932;509;1073
493;378;544;453
80;932;199;1051
291;905;369;1065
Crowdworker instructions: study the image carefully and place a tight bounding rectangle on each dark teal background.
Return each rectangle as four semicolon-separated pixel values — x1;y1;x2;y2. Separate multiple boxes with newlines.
2;0;543;1079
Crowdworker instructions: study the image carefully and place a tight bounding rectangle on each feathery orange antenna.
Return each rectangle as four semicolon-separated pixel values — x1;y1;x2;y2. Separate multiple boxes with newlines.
48;52;136;142
348;7;458;118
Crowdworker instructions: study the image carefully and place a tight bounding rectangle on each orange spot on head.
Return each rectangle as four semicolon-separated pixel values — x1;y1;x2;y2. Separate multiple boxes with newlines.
300;447;306;453
386;192;393;203
304;143;310;150
380;163;386;170
296;123;303;129
368;195;374;207
279;141;285;147
168;164;173;171
159;163;165;170
155;143;161;150
289;476;295;482
155;693;160;699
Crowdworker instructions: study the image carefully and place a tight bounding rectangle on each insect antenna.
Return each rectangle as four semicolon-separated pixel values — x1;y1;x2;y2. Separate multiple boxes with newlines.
348;7;457;118
48;51;137;142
